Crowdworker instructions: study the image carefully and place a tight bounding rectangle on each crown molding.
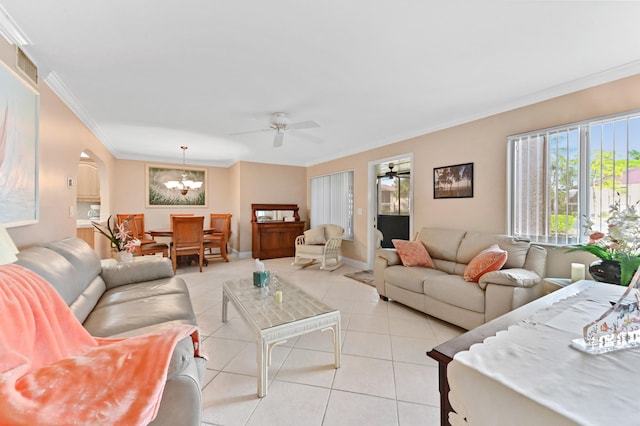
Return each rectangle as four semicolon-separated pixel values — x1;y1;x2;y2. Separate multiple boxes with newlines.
43;71;116;154
0;5;30;45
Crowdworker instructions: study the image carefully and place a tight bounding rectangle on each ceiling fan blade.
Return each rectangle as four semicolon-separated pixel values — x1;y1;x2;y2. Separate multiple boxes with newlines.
287;120;320;130
273;132;284;147
290;130;324;144
228;127;272;136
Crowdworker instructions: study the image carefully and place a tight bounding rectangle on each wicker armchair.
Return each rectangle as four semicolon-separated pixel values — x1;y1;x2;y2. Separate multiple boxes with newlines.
292;224;344;271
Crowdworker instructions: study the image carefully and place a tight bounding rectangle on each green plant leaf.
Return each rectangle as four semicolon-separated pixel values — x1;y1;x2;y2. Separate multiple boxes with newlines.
565;245;613;260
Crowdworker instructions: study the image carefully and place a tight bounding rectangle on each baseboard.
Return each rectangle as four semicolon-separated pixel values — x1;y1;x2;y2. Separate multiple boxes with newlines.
230;248;370;270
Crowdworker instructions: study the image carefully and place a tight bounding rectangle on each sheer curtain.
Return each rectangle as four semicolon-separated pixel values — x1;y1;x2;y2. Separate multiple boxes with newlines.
310;170;354;240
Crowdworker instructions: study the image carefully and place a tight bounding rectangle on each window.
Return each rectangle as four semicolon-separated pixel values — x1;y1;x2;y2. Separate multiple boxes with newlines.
310;170;354;240
508;111;640;245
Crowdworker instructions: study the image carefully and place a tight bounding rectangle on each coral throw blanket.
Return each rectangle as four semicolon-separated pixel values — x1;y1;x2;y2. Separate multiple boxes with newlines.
0;264;198;425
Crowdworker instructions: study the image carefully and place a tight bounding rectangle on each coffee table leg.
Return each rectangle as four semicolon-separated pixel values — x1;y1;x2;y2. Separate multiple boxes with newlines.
222;291;229;322
333;318;341;368
257;339;269;397
322;317;341;368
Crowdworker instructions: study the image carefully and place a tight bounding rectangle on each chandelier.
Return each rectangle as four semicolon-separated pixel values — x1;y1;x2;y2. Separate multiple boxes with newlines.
163;146;203;196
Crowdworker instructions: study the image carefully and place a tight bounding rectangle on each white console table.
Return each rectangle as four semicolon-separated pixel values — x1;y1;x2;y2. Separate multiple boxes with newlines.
447;280;637;426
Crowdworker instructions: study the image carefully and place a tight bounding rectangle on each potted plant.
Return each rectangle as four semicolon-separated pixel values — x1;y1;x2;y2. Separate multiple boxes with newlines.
567;198;640;286
91;215;139;262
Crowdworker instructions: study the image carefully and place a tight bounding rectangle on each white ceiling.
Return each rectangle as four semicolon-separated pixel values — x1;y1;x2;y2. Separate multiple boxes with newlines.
1;1;640;167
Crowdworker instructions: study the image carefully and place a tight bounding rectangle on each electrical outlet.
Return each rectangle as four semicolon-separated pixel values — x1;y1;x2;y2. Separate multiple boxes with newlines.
67;177;75;187
68;205;75;217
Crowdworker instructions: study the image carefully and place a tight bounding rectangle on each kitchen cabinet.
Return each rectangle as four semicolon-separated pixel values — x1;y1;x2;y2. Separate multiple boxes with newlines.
77;162;100;202
76;226;94;248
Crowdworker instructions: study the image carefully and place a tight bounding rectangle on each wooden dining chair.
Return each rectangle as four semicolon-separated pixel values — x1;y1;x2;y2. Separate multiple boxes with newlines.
171;216;205;273
117;213;168;257
169;213;195;230
203;213;232;262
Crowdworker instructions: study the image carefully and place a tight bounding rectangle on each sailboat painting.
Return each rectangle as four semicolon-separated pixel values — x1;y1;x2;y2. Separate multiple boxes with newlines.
0;63;38;227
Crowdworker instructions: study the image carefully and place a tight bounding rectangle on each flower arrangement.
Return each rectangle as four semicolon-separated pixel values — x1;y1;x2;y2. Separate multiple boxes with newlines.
91;215;140;253
567;198;640;286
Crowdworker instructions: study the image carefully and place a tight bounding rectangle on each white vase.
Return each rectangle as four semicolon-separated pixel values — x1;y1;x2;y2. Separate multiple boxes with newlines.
114;250;134;263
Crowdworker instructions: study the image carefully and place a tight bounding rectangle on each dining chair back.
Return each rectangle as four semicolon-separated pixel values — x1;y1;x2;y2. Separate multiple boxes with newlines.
117;213;168;257
204;213;232;262
171;216;205;273
170;213;195;230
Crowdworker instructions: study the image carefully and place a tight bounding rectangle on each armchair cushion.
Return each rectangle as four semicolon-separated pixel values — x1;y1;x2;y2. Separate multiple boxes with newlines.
304;227;326;245
324;224;345;239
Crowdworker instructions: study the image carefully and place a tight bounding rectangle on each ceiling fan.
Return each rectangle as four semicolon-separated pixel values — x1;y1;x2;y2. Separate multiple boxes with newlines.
230;112;320;147
385;163;398;178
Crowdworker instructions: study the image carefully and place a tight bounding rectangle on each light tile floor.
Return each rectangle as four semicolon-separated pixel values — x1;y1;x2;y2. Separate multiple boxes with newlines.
177;256;464;426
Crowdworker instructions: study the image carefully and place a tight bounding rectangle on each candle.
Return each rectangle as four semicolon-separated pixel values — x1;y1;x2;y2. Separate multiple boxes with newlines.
571;263;585;282
275;290;283;304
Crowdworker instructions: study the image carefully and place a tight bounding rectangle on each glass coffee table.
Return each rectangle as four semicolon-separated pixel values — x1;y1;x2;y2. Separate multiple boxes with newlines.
222;277;341;397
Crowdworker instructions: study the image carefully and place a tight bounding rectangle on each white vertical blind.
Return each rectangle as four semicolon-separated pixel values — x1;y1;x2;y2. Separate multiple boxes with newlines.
310;170;354;240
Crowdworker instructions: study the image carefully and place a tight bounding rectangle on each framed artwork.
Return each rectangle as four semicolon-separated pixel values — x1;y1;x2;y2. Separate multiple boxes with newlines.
146;164;207;207
433;162;473;199
0;62;39;227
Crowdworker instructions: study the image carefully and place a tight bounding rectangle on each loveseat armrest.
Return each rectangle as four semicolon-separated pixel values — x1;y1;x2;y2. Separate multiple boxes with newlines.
374;249;401;298
101;258;174;289
478;268;542;290
376;248;401;266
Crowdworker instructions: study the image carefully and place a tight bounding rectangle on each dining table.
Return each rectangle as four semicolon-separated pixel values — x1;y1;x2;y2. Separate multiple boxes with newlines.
146;227;217;238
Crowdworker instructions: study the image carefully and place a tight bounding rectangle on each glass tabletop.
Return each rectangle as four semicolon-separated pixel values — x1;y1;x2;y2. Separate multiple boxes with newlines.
223;277;338;330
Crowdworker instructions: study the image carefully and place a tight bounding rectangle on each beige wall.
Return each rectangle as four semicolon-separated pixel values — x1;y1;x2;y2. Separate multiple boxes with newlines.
0;38;116;252
112;159;232;229
111;159;306;256
308;74;640;276
235;161;307;255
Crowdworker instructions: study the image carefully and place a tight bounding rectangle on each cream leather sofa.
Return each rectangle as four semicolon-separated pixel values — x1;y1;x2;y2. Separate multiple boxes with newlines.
15;238;206;425
374;227;547;330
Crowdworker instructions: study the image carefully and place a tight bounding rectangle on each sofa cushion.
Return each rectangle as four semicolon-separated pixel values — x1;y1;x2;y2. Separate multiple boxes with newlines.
385;265;446;293
82;278;197;338
15;247;89;307
464;244;508;282
304;227;326;245
457;232;530;269
418;228;466;263
44;238;102;285
424;275;486;313
392;239;435;268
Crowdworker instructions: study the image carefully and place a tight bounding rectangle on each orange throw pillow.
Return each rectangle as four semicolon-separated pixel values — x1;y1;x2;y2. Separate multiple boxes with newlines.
392;239;435;268
464;244;508;282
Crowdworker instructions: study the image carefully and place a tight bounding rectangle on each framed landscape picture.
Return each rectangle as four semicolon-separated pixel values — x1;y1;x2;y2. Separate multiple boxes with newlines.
146;164;207;207
433;162;473;199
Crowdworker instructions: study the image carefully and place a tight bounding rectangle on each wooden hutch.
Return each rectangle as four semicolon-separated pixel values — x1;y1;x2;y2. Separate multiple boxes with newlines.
251;203;305;259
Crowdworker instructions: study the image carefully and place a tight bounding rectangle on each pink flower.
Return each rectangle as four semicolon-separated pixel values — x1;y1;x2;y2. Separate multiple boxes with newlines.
589;232;605;241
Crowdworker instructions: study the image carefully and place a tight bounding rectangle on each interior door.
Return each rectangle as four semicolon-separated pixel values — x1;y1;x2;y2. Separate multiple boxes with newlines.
376;169;410;248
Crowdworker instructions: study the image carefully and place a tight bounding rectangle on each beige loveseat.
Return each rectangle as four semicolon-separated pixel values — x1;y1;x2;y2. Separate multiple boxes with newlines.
374;227;547;330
